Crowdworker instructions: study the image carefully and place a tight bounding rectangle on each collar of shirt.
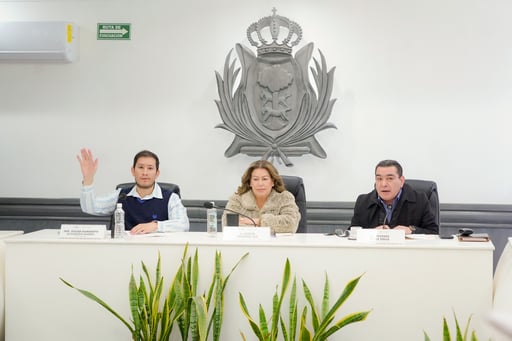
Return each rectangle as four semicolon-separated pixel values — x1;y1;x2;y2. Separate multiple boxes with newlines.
126;183;163;200
378;188;403;221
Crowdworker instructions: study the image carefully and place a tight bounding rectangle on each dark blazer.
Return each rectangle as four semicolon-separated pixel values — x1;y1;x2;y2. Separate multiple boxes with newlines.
350;183;439;234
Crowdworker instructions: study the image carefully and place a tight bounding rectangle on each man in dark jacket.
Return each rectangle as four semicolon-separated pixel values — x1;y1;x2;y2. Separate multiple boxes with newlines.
350;159;439;235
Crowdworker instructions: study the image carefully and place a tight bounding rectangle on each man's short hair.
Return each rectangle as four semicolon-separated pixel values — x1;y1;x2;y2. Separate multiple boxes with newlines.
133;150;160;170
375;159;403;177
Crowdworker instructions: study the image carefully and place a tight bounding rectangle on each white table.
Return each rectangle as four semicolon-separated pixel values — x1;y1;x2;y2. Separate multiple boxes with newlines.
0;231;23;341
5;230;494;341
492;237;512;340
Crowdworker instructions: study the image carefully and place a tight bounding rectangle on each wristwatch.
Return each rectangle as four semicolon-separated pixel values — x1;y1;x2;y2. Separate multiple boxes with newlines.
409;225;417;233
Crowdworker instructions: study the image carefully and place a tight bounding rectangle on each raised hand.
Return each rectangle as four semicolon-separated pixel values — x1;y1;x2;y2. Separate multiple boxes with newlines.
77;148;99;186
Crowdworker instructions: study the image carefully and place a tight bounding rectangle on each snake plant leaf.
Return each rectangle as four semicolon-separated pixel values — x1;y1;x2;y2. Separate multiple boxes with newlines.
443;317;451;341
59;277;135;334
460;313;473;341
221;252;249;291
137;277;150;340
280;317;289;341
455;313;464;341
189;296;199;341
212;262;223;341
314;274;364;335
267;258;292;340
191;248;200;295
260;302;271;338
319;310;371;339
287;277;298;341
299;307;312;341
239;293;265;340
321;273;329;319
302;280;320;330
128;270;142;333
192;296;208;341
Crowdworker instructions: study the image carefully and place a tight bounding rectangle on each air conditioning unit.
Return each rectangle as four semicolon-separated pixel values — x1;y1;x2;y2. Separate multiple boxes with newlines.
0;21;78;62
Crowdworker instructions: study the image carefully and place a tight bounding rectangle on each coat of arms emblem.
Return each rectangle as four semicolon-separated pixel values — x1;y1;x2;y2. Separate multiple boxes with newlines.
215;8;337;166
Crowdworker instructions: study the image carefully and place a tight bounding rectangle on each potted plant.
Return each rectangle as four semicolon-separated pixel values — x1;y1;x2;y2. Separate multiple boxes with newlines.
61;245;248;341
239;258;371;340
423;311;483;341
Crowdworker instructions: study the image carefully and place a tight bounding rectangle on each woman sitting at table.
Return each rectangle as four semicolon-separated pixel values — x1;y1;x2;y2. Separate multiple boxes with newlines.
222;160;300;234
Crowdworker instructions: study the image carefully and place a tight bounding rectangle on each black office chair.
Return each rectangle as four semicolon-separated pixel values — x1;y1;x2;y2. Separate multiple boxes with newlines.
116;182;181;197
281;175;307;233
404;179;440;227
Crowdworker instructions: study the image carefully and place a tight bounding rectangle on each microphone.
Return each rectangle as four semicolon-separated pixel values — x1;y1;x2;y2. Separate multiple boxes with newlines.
203;202;257;227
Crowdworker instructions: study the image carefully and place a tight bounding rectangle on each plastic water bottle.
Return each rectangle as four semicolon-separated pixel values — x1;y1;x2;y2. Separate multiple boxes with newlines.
206;202;217;235
114;203;125;238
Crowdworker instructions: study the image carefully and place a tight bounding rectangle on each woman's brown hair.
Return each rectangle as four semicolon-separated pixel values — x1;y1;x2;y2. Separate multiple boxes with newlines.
236;160;285;195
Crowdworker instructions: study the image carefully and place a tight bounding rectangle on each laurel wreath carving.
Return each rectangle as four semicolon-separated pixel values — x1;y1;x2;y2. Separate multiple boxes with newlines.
215;42;337;166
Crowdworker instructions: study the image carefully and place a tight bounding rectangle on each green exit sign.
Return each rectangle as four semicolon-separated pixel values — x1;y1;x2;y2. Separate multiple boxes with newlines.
97;23;131;40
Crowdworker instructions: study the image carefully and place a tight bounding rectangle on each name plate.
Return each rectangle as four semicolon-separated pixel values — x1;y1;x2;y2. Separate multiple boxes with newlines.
223;226;271;241
59;224;107;239
356;229;405;243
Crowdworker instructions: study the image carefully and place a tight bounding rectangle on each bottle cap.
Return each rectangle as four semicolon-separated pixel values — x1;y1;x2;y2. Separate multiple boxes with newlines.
116;203;122;208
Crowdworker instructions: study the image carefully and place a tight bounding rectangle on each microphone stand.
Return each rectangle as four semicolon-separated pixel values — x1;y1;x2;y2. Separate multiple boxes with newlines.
203;202;257;227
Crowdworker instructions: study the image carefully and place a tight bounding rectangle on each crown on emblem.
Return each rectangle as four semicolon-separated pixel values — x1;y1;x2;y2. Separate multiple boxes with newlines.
247;8;303;56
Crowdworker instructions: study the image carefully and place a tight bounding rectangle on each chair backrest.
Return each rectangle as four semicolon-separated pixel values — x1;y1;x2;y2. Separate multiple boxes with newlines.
281;175;307;233
404;179;439;227
116;182;181;198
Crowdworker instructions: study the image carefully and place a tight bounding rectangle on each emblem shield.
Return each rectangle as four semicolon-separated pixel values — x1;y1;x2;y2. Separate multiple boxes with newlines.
215;9;337;166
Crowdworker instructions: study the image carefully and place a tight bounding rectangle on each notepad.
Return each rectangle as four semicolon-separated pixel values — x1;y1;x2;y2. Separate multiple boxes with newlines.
458;233;490;242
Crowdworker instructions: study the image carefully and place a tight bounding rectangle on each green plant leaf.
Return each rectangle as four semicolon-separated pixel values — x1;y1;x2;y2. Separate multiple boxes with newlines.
191;248;200;295
443;317;451;341
192;296;208;341
454;312;463;341
320;310;371;339
299;307;312;341
302;280;320;330
314;274;364;337
461;313;473;341
128;268;142;334
59;277;135;334
239;293;265;340
321;273;329;319
269;259;292;340
222;252;249;291
212;255;223;341
287;277;298;341
260;302;271;338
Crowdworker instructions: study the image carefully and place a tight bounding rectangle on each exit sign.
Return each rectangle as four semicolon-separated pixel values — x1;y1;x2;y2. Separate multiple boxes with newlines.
97;23;131;40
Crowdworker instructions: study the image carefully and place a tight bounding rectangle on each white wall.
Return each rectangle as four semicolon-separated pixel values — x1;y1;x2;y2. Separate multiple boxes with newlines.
0;0;511;204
